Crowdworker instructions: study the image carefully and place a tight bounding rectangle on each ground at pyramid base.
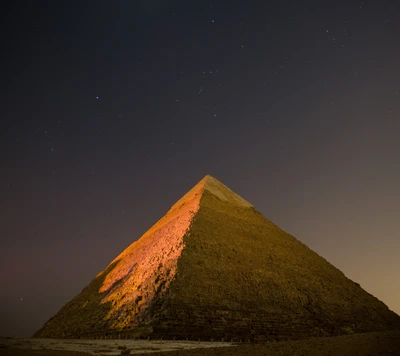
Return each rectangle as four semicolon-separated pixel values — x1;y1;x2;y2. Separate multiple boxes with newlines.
34;175;400;341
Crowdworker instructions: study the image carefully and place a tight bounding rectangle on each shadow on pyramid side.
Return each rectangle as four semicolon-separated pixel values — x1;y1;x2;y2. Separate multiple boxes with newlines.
34;175;400;341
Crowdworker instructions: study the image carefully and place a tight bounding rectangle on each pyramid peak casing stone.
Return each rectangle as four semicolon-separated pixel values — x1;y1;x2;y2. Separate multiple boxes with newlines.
34;175;400;340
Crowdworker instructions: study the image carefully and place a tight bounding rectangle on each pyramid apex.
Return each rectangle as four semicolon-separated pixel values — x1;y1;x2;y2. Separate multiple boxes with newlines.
200;175;253;208
200;174;216;182
167;175;252;214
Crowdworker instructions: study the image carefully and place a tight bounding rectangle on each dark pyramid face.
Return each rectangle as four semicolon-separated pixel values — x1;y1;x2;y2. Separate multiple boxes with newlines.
35;176;400;340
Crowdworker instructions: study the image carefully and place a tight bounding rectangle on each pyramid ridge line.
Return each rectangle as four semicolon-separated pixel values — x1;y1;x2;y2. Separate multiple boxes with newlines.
34;174;400;340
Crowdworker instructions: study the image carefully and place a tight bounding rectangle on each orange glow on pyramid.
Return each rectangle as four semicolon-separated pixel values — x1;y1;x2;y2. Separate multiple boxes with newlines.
35;175;400;340
96;176;207;329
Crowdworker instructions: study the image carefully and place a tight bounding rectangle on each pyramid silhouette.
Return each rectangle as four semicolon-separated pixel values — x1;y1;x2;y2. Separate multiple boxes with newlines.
35;175;400;341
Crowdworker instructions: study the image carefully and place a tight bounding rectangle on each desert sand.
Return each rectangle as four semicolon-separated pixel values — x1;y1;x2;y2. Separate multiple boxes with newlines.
0;337;229;355
1;330;400;356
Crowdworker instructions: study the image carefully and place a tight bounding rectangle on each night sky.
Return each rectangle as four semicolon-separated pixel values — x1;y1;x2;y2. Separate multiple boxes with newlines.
1;0;399;338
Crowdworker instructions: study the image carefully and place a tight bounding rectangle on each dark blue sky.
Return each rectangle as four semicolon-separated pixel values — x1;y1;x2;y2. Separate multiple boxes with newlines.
1;0;399;337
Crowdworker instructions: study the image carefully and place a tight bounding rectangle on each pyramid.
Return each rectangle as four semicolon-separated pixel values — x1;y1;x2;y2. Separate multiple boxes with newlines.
35;175;400;341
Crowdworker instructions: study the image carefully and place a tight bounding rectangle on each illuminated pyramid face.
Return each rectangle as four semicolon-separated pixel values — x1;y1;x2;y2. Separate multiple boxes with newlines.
35;176;400;340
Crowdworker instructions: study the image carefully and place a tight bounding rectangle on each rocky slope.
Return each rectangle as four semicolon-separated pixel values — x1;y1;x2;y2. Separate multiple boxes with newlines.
35;175;400;340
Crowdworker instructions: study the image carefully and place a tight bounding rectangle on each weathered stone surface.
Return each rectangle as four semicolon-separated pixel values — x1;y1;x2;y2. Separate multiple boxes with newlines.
34;175;400;340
